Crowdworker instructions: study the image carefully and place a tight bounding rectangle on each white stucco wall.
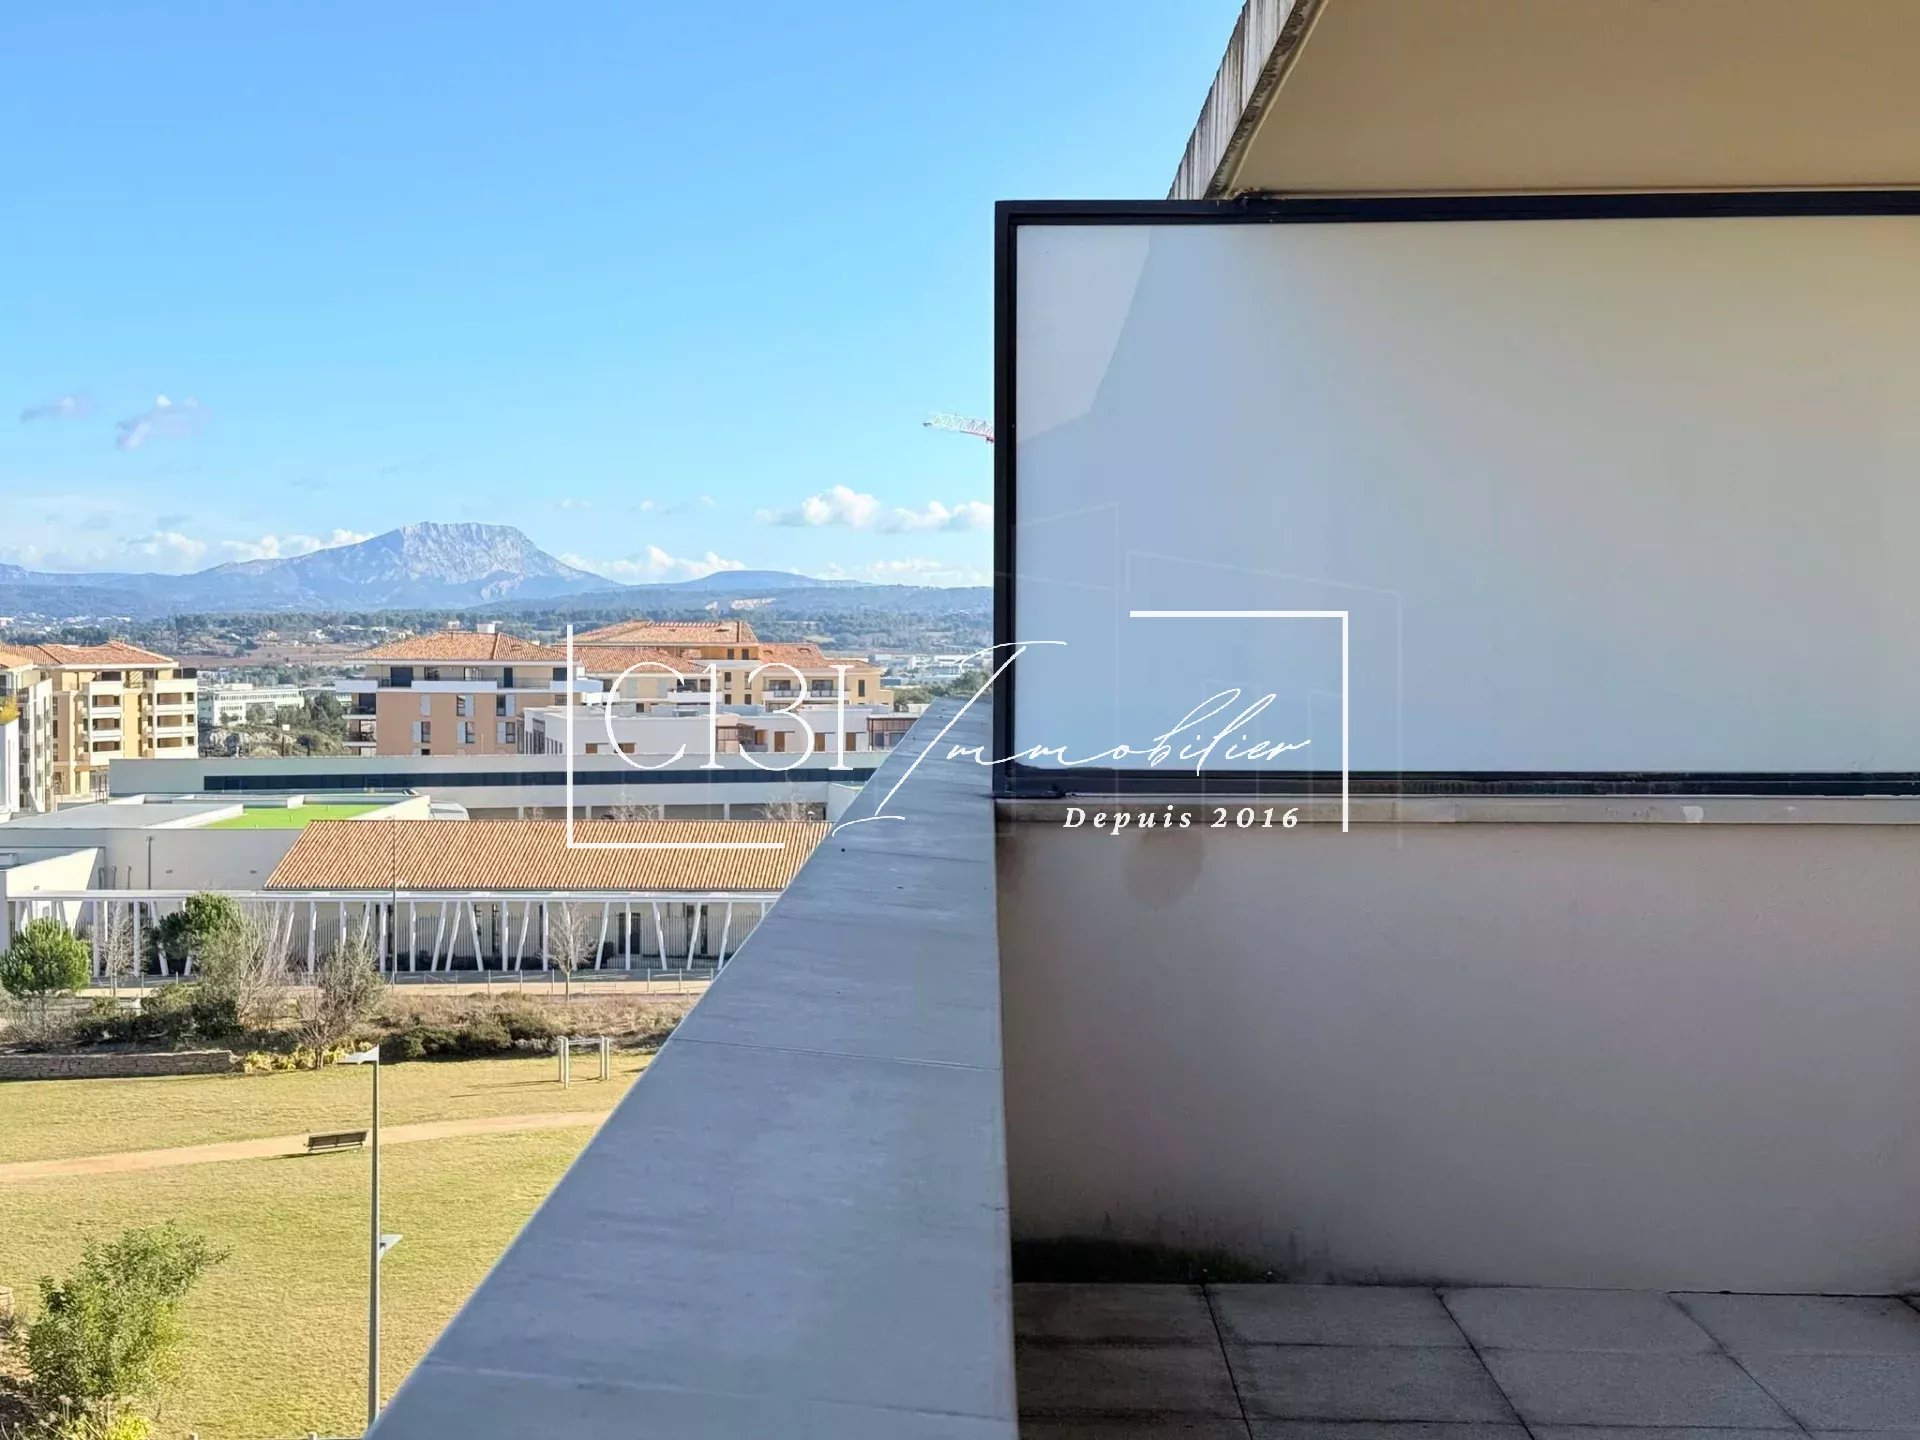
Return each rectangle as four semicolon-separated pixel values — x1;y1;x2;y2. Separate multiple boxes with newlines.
997;809;1920;1293
0;848;102;943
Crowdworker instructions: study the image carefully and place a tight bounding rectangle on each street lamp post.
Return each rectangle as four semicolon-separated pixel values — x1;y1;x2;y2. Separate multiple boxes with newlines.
338;1045;392;1430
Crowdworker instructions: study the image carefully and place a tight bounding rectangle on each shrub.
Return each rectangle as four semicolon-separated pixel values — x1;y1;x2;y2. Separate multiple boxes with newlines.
462;1015;512;1054
24;1223;226;1436
382;1012;525;1061
295;937;383;1054
144;892;242;974
80;983;226;1048
134;984;200;1045
1;917;91;1037
497;1003;559;1045
50;1416;155;1440
192;906;292;1032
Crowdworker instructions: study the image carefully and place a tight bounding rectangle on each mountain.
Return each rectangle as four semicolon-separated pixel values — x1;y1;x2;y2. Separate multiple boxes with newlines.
0;526;992;625
665;569;837;592
0;523;614;616
188;523;610;608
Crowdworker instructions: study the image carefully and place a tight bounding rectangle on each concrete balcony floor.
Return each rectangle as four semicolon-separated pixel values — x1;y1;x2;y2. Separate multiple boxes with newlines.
1016;1283;1920;1436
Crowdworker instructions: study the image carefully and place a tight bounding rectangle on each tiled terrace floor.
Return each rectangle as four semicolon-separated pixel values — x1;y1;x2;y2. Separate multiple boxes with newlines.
1015;1283;1920;1438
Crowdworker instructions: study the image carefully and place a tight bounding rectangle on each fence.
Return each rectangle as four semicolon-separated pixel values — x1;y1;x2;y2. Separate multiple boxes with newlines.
2;889;778;980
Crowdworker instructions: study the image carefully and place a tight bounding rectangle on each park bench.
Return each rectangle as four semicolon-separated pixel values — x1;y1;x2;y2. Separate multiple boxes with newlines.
305;1130;368;1155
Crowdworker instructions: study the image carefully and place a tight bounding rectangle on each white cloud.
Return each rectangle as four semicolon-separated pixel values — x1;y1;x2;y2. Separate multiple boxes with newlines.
877;499;993;534
19;393;94;423
135;531;209;569
819;557;990;588
555;497;594;511
758;486;991;534
115;395;205;451
757;485;881;529
562;546;746;583
0;540;119;572
631;495;715;517
218;529;371;562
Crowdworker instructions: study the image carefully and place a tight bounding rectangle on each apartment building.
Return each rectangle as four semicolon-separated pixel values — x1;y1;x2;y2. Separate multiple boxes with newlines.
337;628;600;757
0;647;55;813
523;700;899;760
570;618;890;710
0;643;198;803
197;680;306;728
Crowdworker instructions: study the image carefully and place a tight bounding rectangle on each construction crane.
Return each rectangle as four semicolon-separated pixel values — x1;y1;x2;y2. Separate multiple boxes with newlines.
923;412;994;444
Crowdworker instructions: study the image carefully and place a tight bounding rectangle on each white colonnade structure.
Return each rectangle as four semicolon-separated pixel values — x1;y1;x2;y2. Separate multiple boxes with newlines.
0;887;777;980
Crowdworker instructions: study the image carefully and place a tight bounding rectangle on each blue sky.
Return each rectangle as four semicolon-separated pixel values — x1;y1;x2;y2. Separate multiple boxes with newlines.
3;0;1236;586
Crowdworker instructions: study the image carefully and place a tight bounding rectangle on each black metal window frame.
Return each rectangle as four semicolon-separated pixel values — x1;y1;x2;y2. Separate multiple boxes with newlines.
993;190;1920;800
199;764;865;793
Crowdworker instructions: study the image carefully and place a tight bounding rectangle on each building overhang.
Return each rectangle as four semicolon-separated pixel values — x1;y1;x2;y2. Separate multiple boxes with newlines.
1172;0;1920;198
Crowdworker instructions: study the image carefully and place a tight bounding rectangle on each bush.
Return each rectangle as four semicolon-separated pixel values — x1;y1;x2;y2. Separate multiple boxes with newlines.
144;892;242;974
77;983;228;1048
497;1003;559;1045
67;995;135;1047
1;918;92;1038
192;906;292;1031
382;1010;526;1061
50;1416;154;1440
294;937;383;1054
24;1222;226;1436
135;984;200;1045
462;1015;512;1054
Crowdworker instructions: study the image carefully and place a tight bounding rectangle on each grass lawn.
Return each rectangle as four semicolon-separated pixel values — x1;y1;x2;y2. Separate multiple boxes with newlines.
0;1054;646;1164
0;1127;594;1438
203;803;381;829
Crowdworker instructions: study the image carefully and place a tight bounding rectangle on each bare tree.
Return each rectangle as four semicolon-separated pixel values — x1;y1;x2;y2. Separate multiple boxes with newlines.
196;904;294;1031
96;903;139;999
544;901;602;1002
296;935;385;1056
607;802;665;821
762;783;820;823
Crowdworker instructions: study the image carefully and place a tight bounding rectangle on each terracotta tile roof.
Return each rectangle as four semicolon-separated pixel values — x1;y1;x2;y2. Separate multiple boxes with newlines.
25;642;181;668
572;618;758;646
0;645;44;670
572;645;707;677
350;631;566;663
754;643;832;667
265;819;825;893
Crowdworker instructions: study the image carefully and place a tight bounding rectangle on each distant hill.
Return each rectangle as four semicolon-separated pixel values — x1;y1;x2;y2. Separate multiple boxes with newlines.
0;528;993;635
665;569;836;593
0;523;613;617
474;580;992;633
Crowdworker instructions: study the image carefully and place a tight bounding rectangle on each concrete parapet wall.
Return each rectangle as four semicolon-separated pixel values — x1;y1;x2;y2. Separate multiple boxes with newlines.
998;807;1920;1293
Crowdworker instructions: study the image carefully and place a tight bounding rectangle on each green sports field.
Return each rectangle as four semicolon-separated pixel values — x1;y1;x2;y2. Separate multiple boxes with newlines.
203;803;382;829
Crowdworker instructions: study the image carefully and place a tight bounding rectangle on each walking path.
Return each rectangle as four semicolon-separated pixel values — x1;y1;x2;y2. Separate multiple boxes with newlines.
0;1110;610;1183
